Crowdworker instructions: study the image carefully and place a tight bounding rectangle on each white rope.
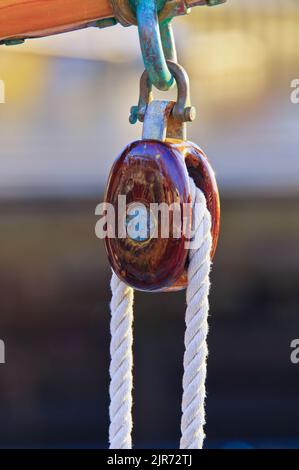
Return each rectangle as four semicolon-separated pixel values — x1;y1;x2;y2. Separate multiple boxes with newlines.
108;177;212;449
109;273;134;449
180;178;212;449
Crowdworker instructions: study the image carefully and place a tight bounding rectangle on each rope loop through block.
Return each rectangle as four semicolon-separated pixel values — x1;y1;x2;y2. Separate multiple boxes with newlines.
109;176;212;449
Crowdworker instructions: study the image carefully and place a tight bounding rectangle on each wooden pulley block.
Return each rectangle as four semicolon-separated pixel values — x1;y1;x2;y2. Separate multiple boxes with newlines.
104;138;219;292
104;62;220;292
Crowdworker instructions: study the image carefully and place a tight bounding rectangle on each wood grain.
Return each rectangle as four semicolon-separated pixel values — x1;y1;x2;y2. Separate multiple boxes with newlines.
104;139;191;292
0;0;114;41
104;139;220;292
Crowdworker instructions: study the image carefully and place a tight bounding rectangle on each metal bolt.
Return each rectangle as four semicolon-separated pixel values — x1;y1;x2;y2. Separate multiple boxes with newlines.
184;106;197;122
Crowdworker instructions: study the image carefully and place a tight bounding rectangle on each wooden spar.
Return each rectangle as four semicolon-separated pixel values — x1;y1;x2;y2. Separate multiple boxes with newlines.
0;0;225;43
0;0;114;42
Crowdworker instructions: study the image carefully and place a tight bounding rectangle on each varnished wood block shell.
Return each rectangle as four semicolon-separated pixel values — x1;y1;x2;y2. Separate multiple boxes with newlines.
105;140;191;291
104;139;220;292
169;139;220;261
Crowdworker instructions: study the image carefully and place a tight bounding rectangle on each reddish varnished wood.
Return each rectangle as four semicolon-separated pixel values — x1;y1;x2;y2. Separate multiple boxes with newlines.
104;139;220;292
0;0;113;41
104;140;191;292
169;139;220;261
163;139;220;292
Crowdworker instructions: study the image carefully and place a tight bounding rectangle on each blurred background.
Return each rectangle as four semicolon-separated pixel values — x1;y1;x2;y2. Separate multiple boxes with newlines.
0;0;298;449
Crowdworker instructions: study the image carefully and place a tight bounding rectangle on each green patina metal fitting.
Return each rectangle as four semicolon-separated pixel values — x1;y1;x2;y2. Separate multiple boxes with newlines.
133;0;175;91
96;18;118;29
129;0;167;15
0;38;25;46
207;0;226;5
207;0;226;6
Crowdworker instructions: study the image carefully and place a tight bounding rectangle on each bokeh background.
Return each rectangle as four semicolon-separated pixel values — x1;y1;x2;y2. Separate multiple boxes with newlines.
0;0;298;448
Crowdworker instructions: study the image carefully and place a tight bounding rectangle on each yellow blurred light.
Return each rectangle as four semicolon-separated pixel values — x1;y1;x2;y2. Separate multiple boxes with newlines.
0;51;48;105
184;31;268;105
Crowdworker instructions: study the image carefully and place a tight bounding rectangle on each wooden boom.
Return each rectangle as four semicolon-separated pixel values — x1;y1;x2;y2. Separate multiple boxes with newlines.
0;0;114;42
0;0;225;43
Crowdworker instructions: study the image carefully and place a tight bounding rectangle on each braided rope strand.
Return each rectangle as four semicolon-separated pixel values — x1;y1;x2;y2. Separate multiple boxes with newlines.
180;178;212;449
109;273;134;449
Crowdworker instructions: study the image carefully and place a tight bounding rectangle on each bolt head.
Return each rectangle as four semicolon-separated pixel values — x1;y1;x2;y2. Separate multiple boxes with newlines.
184;106;197;122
